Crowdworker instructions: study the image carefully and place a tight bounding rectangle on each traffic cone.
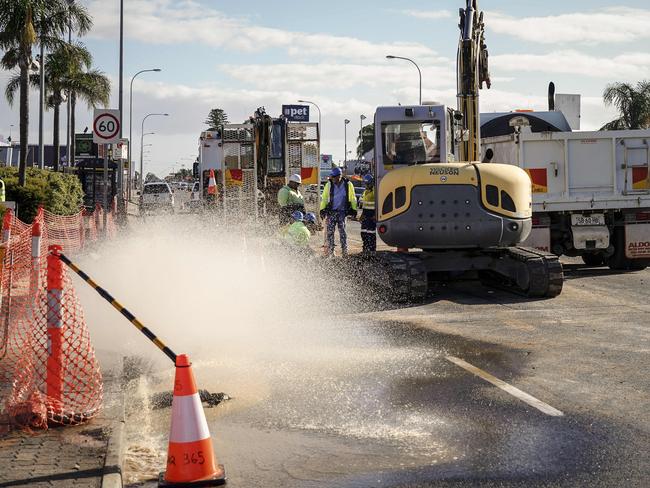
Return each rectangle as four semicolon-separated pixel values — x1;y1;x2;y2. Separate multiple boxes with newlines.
159;354;226;487
207;169;217;196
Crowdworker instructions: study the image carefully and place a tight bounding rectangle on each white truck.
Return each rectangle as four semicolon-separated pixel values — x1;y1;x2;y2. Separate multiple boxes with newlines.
482;118;650;269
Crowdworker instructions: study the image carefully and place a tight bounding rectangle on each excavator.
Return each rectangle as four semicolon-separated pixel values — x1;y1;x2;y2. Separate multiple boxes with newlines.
370;0;563;300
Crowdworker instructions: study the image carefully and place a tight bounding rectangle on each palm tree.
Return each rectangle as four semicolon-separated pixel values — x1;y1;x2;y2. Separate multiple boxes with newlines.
601;81;650;130
5;42;93;170
67;61;111;163
0;0;91;185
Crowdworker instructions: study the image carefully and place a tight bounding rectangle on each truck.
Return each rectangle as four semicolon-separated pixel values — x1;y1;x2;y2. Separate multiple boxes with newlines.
482;113;650;270
194;107;320;219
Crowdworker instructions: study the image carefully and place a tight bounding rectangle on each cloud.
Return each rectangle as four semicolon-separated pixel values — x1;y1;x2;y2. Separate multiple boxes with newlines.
399;9;452;20
488;7;650;44
491;50;650;79
218;62;454;91
86;0;446;62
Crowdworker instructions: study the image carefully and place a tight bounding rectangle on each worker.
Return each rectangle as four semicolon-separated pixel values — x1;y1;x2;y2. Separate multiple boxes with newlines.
0;178;5;202
277;174;305;225
359;174;376;255
304;212;318;233
285;210;312;249
320;167;357;257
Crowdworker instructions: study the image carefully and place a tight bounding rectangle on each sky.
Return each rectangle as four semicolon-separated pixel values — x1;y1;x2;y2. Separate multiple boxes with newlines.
1;0;650;176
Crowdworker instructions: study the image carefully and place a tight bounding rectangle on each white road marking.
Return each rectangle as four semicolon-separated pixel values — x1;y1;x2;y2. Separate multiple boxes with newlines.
446;355;564;417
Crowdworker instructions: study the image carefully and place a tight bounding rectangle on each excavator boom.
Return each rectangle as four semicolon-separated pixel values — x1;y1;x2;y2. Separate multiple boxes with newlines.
457;0;490;162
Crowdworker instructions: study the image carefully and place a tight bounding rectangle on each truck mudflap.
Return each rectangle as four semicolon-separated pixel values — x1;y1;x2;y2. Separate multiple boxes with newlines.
625;223;650;259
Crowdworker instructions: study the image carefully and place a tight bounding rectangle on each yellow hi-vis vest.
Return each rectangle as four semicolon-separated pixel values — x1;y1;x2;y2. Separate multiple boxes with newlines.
361;188;375;210
0;179;5;202
285;221;311;247
320;179;357;212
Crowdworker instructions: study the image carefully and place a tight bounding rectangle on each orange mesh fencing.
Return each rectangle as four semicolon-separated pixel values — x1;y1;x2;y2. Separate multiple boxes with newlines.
0;205;118;431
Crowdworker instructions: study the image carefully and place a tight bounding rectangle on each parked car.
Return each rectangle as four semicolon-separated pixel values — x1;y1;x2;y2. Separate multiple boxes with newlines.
140;182;174;215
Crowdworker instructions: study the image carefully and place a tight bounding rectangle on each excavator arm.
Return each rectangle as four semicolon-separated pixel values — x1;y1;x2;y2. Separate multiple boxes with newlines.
457;0;490;162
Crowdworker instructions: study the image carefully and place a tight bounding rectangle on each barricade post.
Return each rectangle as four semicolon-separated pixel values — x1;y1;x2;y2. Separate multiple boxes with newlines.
46;244;64;405
2;209;13;243
30;221;42;296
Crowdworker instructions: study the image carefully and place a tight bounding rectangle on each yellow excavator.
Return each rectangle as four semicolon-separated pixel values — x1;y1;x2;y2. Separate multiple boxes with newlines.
370;0;563;300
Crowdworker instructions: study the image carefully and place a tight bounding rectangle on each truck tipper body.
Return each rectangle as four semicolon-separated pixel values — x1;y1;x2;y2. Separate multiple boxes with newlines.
482;123;650;268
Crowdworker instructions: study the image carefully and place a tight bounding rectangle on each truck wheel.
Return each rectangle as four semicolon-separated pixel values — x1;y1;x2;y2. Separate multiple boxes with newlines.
581;254;605;266
608;229;648;271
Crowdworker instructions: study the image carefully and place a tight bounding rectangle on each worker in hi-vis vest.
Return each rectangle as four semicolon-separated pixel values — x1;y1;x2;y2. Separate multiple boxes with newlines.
359;174;376;255
320;167;357;257
277;174;305;226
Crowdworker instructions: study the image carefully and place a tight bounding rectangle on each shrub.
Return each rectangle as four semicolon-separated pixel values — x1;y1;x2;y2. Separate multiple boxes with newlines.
0;167;84;223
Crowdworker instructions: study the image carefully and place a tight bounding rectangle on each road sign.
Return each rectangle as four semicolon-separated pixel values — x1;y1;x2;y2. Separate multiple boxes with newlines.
93;109;121;144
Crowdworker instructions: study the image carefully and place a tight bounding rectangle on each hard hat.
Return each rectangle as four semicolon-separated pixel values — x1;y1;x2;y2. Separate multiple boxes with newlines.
363;174;374;185
289;174;302;184
331;167;342;177
291;210;304;222
304;212;316;223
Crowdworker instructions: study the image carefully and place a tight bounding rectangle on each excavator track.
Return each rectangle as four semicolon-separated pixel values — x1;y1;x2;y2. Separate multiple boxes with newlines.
369;246;563;303
481;246;564;298
375;252;428;302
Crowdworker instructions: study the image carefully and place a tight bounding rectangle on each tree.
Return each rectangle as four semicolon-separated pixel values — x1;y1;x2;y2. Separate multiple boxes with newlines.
66;53;110;164
0;0;92;185
600;81;650;130
356;123;375;158
5;42;94;171
204;108;229;130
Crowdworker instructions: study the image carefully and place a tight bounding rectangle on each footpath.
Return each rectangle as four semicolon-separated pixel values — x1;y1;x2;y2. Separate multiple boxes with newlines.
0;205;125;487
0;362;125;488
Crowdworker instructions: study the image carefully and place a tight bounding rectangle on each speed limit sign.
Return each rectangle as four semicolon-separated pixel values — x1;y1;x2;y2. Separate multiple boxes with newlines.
93;109;121;144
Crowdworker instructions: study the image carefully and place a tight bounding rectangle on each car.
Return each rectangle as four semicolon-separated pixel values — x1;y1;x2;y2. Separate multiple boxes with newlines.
139;182;174;215
185;181;202;211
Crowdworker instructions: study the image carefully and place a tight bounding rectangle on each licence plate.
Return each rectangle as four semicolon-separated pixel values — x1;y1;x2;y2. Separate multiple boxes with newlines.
571;214;605;226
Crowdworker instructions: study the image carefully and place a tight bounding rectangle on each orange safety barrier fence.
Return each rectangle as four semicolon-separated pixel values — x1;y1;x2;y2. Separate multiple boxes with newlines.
0;203;118;431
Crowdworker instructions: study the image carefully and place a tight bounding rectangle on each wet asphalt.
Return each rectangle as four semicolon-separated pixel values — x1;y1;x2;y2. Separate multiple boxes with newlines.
116;207;648;487
123;258;649;488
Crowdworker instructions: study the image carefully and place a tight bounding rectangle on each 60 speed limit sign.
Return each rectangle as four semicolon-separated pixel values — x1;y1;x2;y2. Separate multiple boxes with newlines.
93;109;121;144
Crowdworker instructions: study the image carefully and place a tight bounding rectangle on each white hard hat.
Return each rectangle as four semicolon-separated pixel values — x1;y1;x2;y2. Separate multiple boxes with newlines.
289;174;302;184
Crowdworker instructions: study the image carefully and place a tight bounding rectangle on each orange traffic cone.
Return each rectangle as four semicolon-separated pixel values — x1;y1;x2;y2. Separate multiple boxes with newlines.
159;354;226;487
207;169;217;196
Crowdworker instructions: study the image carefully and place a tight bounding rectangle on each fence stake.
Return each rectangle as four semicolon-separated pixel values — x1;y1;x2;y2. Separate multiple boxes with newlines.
46;244;64;403
2;209;13;243
30;221;42;297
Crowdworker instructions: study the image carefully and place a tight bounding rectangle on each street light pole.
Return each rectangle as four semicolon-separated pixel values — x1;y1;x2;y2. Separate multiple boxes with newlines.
140;113;168;189
297;99;322;136
66;0;72;169
119;0;124;136
140;132;155;187
344;119;350;166
38;21;45;169
128;69;161;200
360;114;367;159
386;55;422;105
